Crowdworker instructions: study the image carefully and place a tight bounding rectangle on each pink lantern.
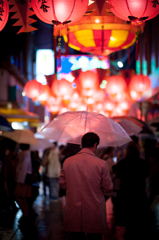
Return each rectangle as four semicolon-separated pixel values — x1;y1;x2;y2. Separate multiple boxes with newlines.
118;100;132;111
103;99;115;112
108;0;159;25
79;71;99;90
51;79;73;98
93;89;106;102
129;74;151;96
24;79;44;99
105;75;127;97
36;84;51;103
0;0;9;31
31;0;89;25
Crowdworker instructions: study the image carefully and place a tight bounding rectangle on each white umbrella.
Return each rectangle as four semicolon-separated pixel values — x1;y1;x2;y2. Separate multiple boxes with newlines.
30;138;53;151
112;117;143;136
1;129;38;146
39;111;132;147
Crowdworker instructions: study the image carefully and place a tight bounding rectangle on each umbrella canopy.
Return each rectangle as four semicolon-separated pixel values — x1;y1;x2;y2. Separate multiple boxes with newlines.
30;138;53;151
0;115;13;131
112;117;143;136
39;111;132;147
1;129;38;146
147;117;159;132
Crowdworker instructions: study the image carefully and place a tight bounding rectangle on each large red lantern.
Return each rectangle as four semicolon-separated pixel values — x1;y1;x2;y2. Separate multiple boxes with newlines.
129;74;151;96
60;15;137;56
24;80;44;99
105;75;127;97
51;79;73;98
0;0;9;31
31;0;89;25
108;0;159;25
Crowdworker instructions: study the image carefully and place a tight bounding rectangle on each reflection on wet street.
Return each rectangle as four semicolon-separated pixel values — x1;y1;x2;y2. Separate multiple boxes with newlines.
0;189;159;240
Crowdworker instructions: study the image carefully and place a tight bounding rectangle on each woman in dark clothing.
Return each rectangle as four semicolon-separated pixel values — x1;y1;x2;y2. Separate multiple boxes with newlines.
113;142;150;239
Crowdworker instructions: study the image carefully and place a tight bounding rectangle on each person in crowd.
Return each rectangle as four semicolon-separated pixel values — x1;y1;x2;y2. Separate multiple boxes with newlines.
100;147;116;180
29;150;42;216
145;141;159;206
59;132;113;240
42;147;51;197
14;143;32;225
100;147;118;211
43;142;61;200
113;142;149;239
3;139;19;213
59;144;65;169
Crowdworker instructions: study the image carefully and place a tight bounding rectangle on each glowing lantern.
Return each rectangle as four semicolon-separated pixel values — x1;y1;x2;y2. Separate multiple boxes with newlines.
36;84;51;103
24;80;44;99
60;15;137;56
47;104;59;114
93;89;106;102
105;76;127;97
47;96;61;106
31;0;89;25
118;100;132;111
103;99;115;112
79;71;99;89
93;103;103;112
51;79;73;98
108;0;159;25
0;0;9;31
129;74;151;97
68;101;78;111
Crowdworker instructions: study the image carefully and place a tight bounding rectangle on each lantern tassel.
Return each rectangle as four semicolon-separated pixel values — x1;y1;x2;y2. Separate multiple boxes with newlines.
57;34;62;71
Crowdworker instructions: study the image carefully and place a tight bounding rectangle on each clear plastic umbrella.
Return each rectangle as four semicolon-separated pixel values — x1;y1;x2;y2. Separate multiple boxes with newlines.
112;117;143;136
39;111;132;147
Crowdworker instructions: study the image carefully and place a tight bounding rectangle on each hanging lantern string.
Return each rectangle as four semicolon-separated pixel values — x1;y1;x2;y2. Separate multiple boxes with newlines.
52;20;71;71
58;31;61;70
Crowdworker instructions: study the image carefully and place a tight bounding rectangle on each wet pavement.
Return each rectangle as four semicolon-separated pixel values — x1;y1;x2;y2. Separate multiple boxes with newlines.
0;185;159;240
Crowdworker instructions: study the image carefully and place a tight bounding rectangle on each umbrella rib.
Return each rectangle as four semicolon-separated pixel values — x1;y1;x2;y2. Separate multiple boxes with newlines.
84;111;88;134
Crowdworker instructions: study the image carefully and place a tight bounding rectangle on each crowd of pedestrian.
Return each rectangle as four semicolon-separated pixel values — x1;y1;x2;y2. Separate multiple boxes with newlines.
0;133;159;239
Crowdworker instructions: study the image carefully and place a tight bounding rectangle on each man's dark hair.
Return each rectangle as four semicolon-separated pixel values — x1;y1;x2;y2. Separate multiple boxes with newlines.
82;132;100;148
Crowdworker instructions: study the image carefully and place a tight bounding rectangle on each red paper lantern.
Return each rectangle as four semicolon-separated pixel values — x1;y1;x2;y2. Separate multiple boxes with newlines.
129;74;151;96
0;0;9;31
79;71;99;89
118;100;132;111
51;79;73;97
108;0;159;25
31;0;89;25
24;80;44;99
36;84;51;102
105;76;127;96
103;99;115;112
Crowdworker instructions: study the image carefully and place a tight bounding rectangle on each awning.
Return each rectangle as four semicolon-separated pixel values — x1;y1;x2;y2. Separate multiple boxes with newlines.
0;107;41;127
